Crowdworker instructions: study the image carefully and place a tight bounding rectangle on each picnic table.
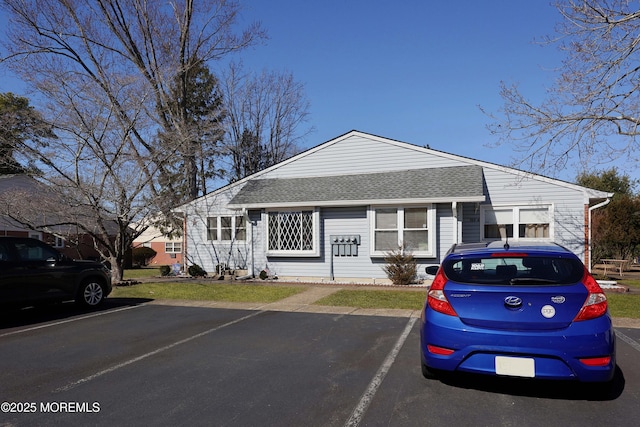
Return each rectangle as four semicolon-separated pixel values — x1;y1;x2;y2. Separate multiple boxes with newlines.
600;259;630;277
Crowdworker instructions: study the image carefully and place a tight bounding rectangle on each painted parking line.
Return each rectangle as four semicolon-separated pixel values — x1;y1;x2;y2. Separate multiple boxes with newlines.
344;317;417;427
54;310;264;393
616;329;640;353
0;305;143;338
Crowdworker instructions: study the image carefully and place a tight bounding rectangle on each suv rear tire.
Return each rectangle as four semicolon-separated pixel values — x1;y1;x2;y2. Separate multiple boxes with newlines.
77;279;105;307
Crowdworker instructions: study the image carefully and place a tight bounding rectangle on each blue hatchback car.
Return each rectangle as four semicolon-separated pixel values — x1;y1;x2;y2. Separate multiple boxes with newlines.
420;241;615;383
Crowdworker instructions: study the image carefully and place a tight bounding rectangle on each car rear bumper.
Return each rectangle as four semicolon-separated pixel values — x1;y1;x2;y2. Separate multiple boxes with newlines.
420;310;616;382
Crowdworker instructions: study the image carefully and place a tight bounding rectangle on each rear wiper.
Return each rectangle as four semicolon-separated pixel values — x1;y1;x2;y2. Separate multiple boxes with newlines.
509;278;558;285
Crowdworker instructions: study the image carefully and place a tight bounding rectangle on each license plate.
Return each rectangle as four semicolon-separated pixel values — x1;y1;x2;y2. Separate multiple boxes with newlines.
495;356;535;377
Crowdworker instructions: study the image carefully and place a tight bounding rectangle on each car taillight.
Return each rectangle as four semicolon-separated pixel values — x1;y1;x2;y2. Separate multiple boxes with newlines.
427;344;455;356
578;356;611;367
573;267;608;322
427;268;458;316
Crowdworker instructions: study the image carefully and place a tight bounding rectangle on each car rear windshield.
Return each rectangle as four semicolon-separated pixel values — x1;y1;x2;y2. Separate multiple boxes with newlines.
442;256;585;286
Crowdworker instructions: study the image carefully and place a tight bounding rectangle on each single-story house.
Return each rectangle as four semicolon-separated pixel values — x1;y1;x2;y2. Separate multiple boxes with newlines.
177;131;611;283
132;222;183;267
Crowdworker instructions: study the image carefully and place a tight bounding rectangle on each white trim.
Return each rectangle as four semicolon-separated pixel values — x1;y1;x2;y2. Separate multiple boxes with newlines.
206;215;246;242
480;203;555;242
264;208;320;257
369;205;435;258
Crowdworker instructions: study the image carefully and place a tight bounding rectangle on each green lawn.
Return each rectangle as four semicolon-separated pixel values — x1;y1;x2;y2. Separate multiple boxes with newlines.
122;267;164;279
314;289;426;310
113;273;639;318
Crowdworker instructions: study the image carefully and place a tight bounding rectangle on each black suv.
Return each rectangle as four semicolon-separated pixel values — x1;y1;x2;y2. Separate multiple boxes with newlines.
0;237;112;308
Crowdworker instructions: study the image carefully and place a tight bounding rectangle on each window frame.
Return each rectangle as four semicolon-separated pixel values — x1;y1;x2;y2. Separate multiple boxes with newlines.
480;204;554;242
165;241;182;254
206;215;247;242
265;208;319;257
369;205;435;257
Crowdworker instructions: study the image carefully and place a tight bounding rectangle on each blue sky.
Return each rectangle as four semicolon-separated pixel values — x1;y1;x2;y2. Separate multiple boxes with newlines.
1;1;577;179
227;0;567;175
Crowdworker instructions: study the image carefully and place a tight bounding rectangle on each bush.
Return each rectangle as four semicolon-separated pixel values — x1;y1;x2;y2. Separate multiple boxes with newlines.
188;264;207;277
159;265;171;276
259;269;268;280
132;246;157;266
383;246;417;286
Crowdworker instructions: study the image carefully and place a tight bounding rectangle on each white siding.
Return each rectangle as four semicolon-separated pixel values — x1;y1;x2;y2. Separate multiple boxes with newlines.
261;135;467;178
183;132;601;279
479;168;587;258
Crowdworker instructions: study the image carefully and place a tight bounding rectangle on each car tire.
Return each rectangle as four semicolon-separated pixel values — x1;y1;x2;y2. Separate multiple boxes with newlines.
77;279;105;307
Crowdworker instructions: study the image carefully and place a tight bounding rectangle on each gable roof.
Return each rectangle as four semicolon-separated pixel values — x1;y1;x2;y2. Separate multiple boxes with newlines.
228;165;485;208
178;130;612;209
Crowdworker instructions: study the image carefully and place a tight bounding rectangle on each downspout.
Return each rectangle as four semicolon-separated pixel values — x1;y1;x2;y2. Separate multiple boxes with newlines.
242;208;255;278
588;198;611;272
452;202;459;245
182;213;187;274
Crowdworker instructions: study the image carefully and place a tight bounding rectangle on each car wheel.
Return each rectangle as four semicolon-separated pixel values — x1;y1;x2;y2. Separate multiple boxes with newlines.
77;279;105;307
421;361;438;379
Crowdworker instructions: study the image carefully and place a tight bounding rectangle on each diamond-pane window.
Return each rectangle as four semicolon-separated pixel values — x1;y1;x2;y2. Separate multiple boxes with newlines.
268;210;315;252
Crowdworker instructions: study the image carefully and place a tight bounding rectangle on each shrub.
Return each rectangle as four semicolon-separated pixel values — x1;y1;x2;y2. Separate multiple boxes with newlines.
383;246;417;286
159;265;171;276
132;246;157;266
188;264;207;277
259;269;268;280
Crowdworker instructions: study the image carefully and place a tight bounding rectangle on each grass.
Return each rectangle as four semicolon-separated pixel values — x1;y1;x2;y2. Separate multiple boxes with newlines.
114;270;639;318
123;267;163;279
111;282;305;303
315;289;426;310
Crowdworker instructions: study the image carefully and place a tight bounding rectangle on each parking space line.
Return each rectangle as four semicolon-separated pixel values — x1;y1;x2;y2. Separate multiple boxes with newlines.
0;305;143;338
344;317;417;427
54;310;264;393
616;330;640;353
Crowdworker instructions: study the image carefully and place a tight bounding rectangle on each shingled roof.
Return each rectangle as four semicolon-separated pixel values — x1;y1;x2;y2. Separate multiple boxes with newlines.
227;165;485;208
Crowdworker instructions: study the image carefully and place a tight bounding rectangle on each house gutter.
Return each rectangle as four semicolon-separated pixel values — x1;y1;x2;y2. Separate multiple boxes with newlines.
588;198;611;272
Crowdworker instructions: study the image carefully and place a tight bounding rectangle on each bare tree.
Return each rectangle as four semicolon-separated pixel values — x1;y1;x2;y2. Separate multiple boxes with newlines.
485;0;640;176
221;62;313;182
0;0;265;280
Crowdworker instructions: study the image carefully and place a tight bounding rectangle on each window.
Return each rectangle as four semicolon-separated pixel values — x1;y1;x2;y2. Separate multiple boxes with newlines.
483;208;514;239
53;236;65;248
165;242;182;253
207;217;218;241
370;206;434;256
481;205;552;241
266;209;318;256
207;216;247;242
16;240;58;261
519;208;550;238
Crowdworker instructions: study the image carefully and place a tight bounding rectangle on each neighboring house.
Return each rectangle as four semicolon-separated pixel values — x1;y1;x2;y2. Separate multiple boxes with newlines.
132;223;183;267
0;174;107;261
177;131;612;283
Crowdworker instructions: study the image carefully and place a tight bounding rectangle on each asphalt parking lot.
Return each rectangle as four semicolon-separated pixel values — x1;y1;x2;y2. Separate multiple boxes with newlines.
1;296;639;427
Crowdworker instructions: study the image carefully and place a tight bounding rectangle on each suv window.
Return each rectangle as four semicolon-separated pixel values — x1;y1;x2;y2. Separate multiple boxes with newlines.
15;240;59;262
442;256;584;285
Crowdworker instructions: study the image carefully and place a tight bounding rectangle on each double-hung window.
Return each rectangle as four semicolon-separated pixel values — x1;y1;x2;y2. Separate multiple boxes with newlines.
266;209;319;256
165;242;182;253
207;216;246;242
481;205;552;241
370;206;434;257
